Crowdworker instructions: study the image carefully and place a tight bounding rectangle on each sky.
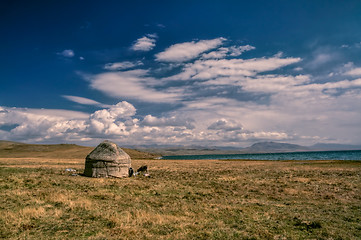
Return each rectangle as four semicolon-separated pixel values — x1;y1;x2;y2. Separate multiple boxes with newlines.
1;0;361;147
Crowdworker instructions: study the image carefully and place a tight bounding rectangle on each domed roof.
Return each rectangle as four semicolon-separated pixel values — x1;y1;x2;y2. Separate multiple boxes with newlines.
86;140;130;163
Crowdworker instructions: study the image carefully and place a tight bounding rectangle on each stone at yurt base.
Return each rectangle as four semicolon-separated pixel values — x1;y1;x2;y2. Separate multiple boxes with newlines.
84;140;131;178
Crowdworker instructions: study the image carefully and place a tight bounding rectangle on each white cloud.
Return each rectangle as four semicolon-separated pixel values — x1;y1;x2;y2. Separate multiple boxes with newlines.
324;62;354;78
200;72;361;95
85;102;137;136
201;45;255;59
89;69;181;103
142;115;195;129
104;61;143;71
91;102;136;119
237;75;310;93
0;107;89;120
131;34;157;51
57;49;75;58
344;67;361;76
0;101;293;146
229;45;256;56
165;57;302;81
208;118;243;131
0;103;196;145
62;95;105;106
0;106;88;142
0;102;138;142
292;78;361;93
273;51;283;58
201;47;229;59
155;37;226;62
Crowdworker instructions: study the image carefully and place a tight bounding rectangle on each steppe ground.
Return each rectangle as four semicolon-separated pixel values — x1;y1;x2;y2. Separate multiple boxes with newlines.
0;156;360;239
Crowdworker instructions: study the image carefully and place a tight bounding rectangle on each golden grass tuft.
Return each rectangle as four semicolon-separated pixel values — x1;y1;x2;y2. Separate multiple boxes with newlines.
20;206;46;219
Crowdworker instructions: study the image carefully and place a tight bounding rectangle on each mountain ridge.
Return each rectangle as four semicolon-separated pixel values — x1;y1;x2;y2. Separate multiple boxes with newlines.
0;141;160;159
139;142;361;155
240;141;311;153
1;140;360;157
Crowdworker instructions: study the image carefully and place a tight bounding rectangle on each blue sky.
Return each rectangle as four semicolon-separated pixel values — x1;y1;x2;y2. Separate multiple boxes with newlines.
1;0;361;147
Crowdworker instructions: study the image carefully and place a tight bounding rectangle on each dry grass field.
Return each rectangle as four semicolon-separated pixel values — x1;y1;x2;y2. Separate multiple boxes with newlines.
1;154;360;240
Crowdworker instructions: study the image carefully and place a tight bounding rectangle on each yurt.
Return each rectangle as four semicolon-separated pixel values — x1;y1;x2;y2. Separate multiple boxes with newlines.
84;140;131;178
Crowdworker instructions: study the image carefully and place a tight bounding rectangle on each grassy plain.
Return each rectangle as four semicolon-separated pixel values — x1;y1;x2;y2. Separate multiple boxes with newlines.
0;150;360;239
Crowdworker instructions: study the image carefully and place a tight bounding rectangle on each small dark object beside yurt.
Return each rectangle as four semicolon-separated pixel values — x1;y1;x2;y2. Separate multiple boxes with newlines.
137;165;148;173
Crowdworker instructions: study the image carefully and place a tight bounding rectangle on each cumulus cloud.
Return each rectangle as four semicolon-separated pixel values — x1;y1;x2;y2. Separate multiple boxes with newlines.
0;102;138;142
85;102;137;136
0;103;193;145
203;117;289;143
0;106;88;142
208;119;243;131
57;49;75;58
0;101;294;146
131;34;157;51
155;37;226;62
91;102;136;119
104;61;143;71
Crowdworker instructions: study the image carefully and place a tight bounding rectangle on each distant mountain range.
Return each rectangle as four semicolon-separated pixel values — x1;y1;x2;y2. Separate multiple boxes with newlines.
310;143;361;151
240;142;311;153
1;140;360;157
138;141;361;156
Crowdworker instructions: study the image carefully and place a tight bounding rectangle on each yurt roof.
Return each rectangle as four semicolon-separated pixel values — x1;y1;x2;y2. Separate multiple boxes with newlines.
86;140;131;162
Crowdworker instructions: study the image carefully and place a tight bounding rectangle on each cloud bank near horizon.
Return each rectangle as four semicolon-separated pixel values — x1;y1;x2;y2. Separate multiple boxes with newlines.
2;37;361;146
0;102;294;146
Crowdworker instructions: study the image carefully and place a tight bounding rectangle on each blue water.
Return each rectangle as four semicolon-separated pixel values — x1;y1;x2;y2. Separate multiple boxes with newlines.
161;150;361;161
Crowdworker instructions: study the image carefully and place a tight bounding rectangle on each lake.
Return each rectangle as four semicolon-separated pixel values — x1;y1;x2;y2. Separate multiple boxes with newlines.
161;150;361;161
